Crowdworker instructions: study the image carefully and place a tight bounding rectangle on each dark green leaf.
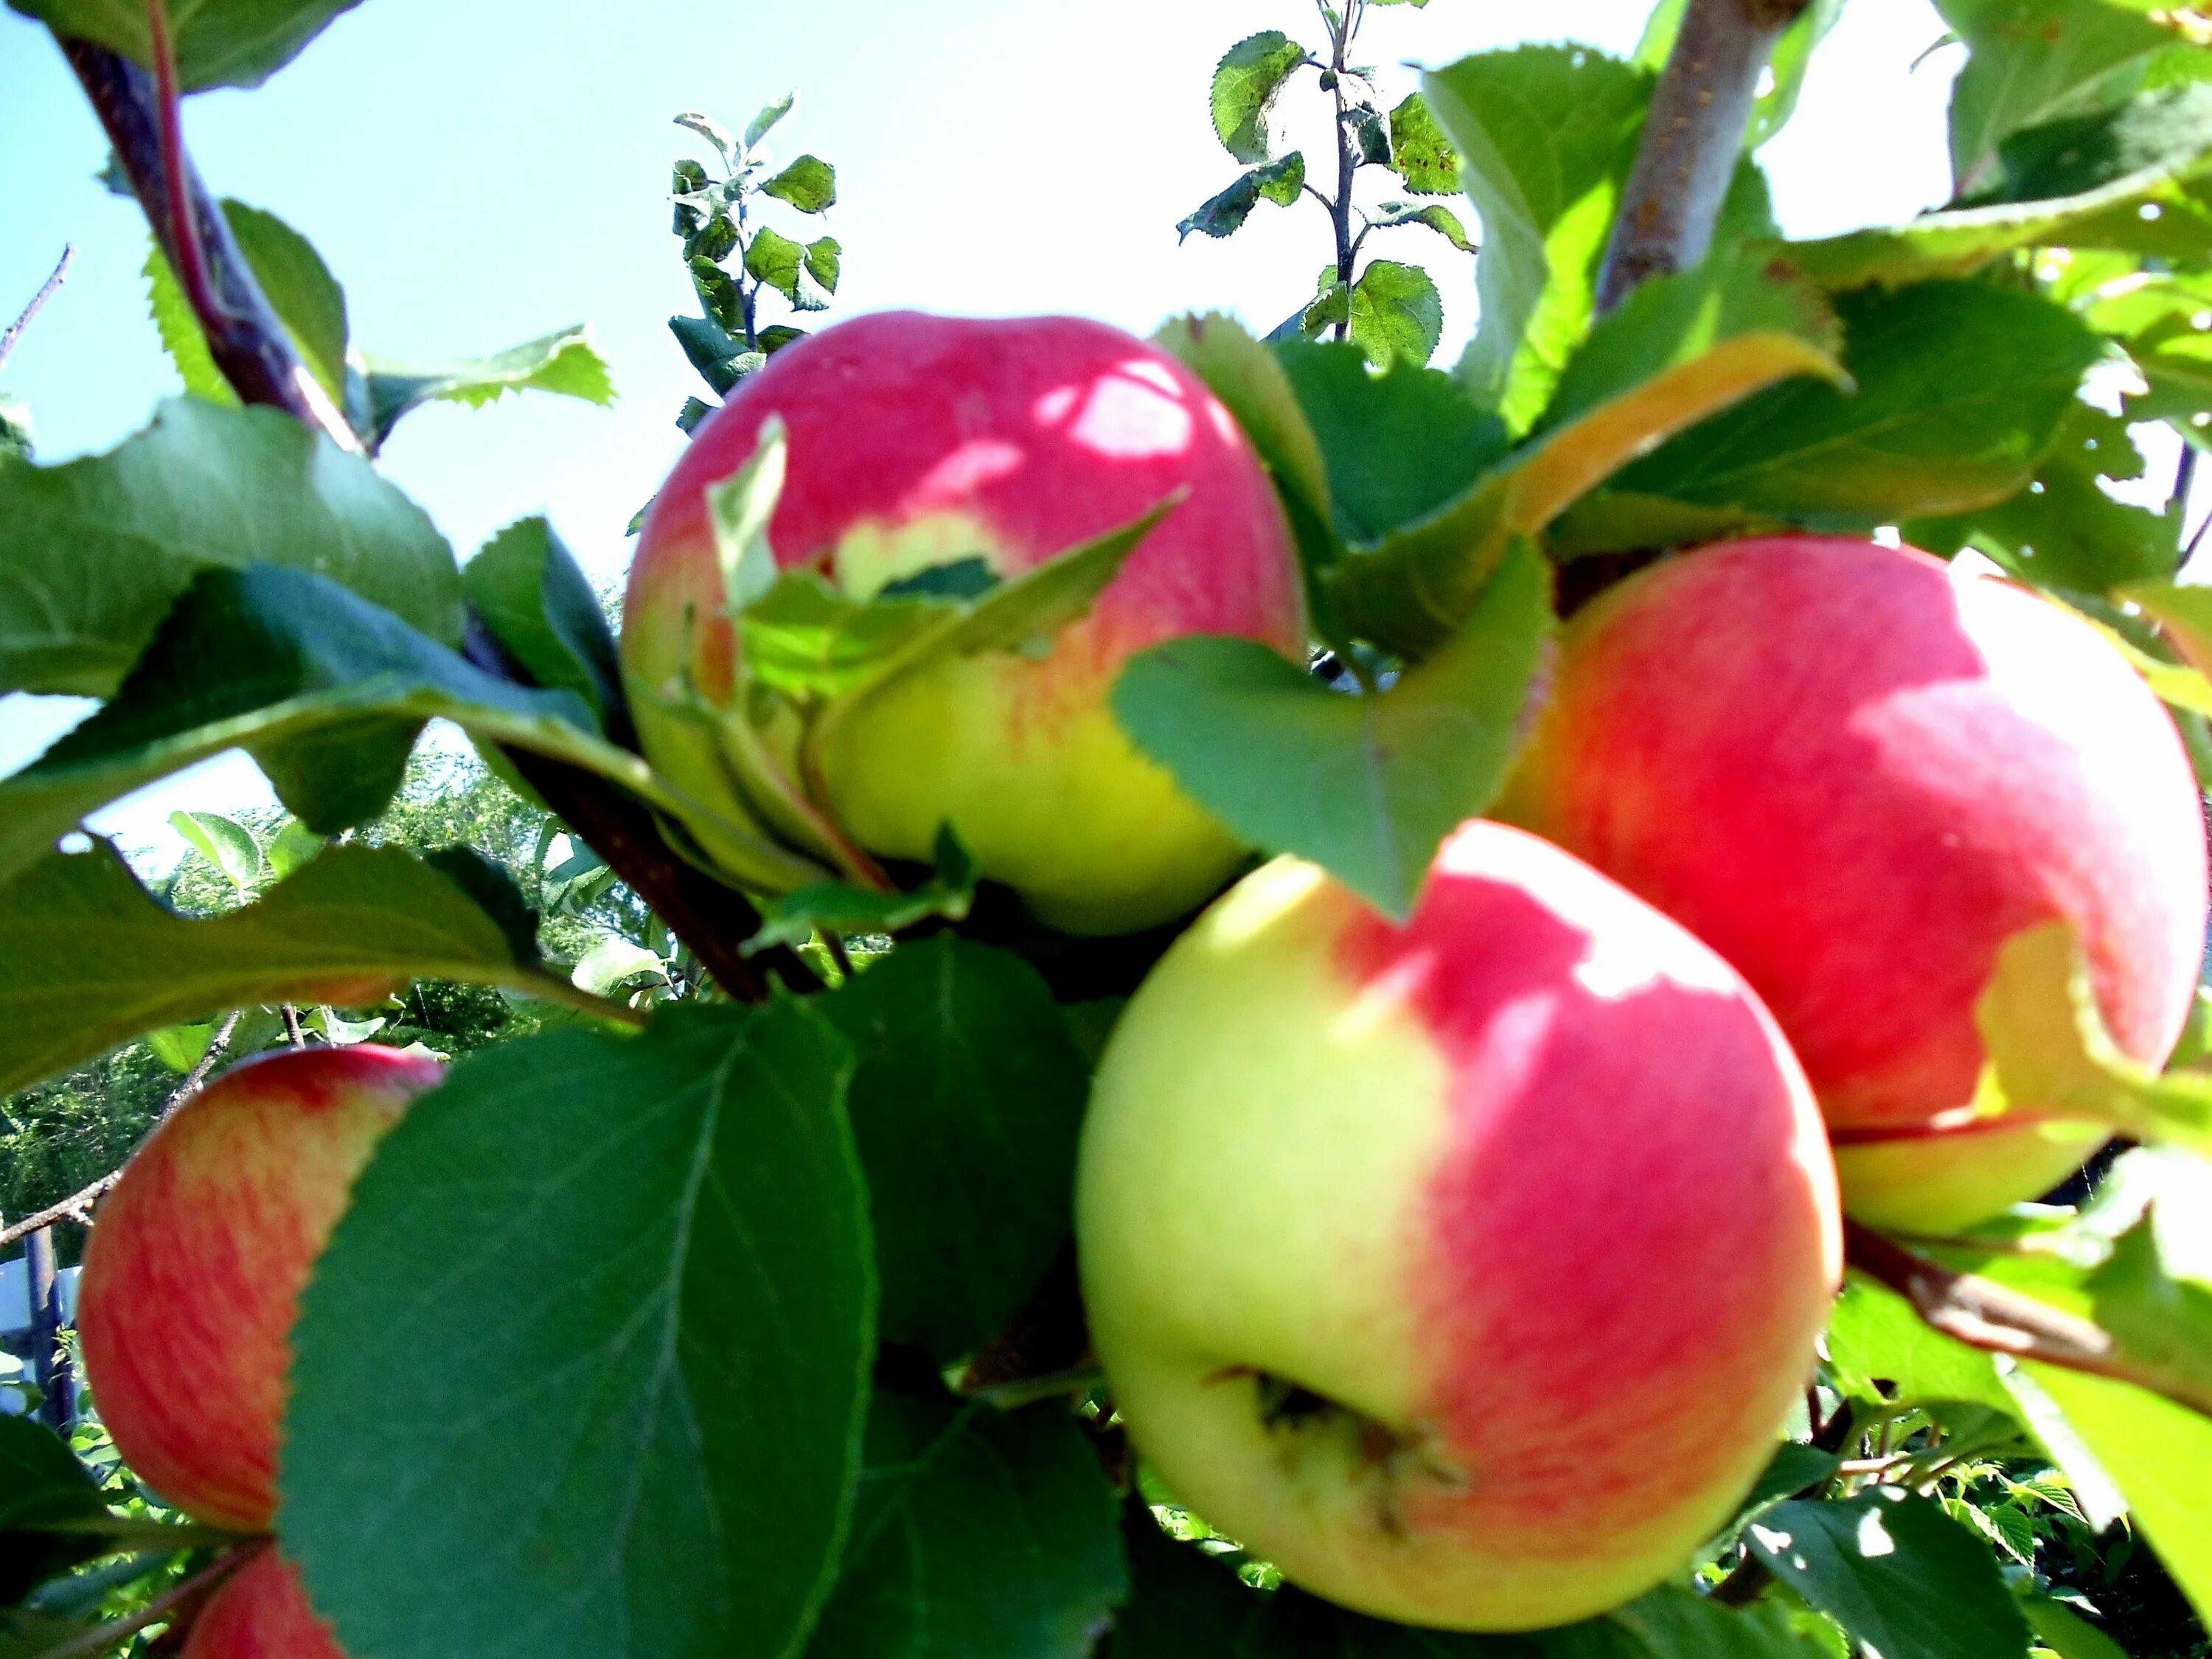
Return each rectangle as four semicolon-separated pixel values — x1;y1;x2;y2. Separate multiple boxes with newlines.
691;256;745;333
1614;281;2103;529
1345;102;1391;166
672;159;710;234
1388;91;1460;193
1372;201;1476;252
1177;154;1308;242
684;212;740;264
748;226;819;306
0;1418;105;1601
1114;541;1551;918
4;0;361;90
1211;30;1311;163
761;324;810;355
0;397;459;698
0;566;595;877
670;313;748;395
1271;339;1509;545
1745;1490;2031;1659
822;938;1090;1363
358;326;614;451
285;1002;874;1659
762;154;838;213
1347;260;1443;369
221;201;349;400
805;234;842;293
0;839;563;1094
462;517;625;726
1739;1444;1844;1517
1939;0;2180;195
880;557;998;602
808;1395;1125;1658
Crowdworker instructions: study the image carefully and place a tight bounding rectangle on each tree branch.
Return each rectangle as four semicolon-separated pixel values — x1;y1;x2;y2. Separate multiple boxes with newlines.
1844;1220;2212;1416
58;38;358;447
0;245;74;375
29;1540;264;1659
0;1012;243;1250
1595;0;1809;313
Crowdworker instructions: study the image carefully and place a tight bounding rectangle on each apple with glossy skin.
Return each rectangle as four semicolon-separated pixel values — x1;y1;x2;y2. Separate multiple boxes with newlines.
623;310;1307;935
77;1046;442;1531
1498;536;2208;1231
183;1549;346;1659
1076;821;1840;1631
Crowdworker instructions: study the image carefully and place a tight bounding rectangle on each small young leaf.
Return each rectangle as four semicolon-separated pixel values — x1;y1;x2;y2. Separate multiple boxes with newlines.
1344;102;1391;165
355;324;614;450
169;808;265;897
807;1394;1125;1659
738;572;954;703
744;92;797;150
1175;153;1307;242
1371;200;1477;251
285;1002;874;1659
1346;259;1442;369
1115;541;1553;918
821;936;1089;1361
804;234;842;293
762;155;838;213
1387;90;1461;193
463;517;626;729
708;415;788;613
675;108;738;161
568;933;667;998
0;397;461;699
1210;29;1310;163
0;840;562;1094
1745;1489;2032;1659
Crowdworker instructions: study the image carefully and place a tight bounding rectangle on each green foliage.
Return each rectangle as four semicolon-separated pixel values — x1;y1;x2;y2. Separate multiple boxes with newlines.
3;0;360;91
1209;31;1310;164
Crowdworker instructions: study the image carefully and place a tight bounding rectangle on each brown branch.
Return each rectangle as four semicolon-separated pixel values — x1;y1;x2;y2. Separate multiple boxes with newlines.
0;245;74;374
1845;1220;2212;1417
58;38;358;448
27;1540;265;1659
0;1012;241;1250
1596;0;1811;313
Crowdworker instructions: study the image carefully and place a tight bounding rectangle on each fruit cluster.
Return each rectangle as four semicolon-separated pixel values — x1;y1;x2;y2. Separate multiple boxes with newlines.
75;313;2208;1643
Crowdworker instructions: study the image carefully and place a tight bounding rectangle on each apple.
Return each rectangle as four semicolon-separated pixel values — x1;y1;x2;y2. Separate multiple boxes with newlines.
77;1046;442;1531
1075;821;1841;1631
182;1548;346;1659
623;310;1307;935
1497;536;2208;1231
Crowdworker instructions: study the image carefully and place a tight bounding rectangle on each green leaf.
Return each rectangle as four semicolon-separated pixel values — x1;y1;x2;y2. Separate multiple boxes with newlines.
709;413;788;613
1387;91;1461;194
0;839;568;1095
1789;82;2212;288
745;865;977;958
0;397;32;462
738;571;950;703
1271;339;1509;546
741;94;793;150
1326;308;1842;655
569;933;667;998
285;1002;875;1659
0;1417;106;1601
1211;29;1310;163
2020;1365;2212;1624
805;235;842;294
1907;404;2180;594
1345;102;1392;167
821;937;1091;1363
0;397;461;698
3;0;361;91
145;1020;217;1071
1745;1490;2032;1659
1371;201;1477;252
1176;153;1307;242
762;154;838;213
748;226;827;308
1940;0;2182;195
2020;1596;2129;1659
669;313;748;396
1347;259;1442;369
1739;1444;1847;1517
1825;1277;2016;1415
265;814;326;878
355;324;614;451
1613;281;2104;532
807;1394;1125;1658
169;807;264;896
691;257;745;334
462;517;625;726
1424;45;1649;431
221;200;349;400
1115;541;1552;919
145;240;234;403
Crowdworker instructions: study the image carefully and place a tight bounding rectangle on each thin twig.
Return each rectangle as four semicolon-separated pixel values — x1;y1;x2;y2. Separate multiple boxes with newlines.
1845;1220;2212;1416
280;1004;306;1048
2178;443;2208;573
0;1012;242;1250
26;1540;264;1659
0;245;74;374
1596;0;1812;313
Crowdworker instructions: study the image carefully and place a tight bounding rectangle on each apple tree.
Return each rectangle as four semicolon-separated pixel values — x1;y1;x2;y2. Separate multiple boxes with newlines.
4;0;2212;1656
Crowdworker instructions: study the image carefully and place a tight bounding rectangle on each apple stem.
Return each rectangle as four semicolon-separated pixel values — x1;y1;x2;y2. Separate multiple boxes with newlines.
62;30;360;448
1594;0;1812;313
1844;1219;2212;1416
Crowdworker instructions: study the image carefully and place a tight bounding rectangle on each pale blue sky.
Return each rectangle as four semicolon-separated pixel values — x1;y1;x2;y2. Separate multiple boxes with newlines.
0;0;1960;863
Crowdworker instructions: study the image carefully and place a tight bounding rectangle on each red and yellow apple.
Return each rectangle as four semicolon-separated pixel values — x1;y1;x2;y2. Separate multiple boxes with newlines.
1076;821;1840;1630
183;1548;346;1659
77;1046;442;1531
1498;536;2208;1231
623;310;1307;935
